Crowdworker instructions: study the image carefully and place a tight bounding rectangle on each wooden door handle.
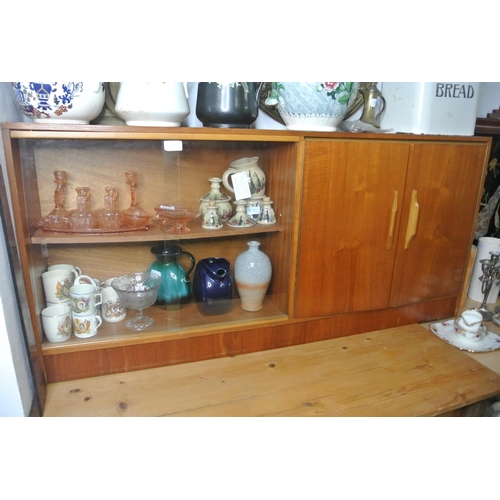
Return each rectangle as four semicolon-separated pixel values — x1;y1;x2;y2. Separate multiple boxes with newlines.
386;190;398;250
404;189;419;249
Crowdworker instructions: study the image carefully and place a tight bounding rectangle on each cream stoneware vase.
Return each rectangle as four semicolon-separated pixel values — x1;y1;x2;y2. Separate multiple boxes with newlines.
234;241;272;311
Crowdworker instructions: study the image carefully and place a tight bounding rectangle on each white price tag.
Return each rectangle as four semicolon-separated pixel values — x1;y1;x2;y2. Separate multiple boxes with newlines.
163;141;183;152
246;206;260;215
231;172;252;200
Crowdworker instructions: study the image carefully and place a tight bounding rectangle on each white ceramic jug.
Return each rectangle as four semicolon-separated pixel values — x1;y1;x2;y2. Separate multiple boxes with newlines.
105;82;190;126
222;156;266;200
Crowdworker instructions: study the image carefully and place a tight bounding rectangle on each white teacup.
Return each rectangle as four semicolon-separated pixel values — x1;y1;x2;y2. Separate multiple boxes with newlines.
72;311;102;338
457;309;483;332
41;269;75;303
69;283;102;316
100;278;127;323
455;309;487;342
47;263;82;276
41;302;72;343
74;274;101;290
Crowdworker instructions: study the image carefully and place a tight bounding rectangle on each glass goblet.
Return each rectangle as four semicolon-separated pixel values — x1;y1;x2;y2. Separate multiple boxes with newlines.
111;272;162;331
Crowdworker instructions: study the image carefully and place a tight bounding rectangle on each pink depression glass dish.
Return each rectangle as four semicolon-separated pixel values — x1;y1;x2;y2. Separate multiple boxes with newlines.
154;204;200;234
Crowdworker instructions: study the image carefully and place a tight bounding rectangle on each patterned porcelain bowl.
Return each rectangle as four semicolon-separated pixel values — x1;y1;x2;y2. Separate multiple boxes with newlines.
12;82;105;124
265;82;359;131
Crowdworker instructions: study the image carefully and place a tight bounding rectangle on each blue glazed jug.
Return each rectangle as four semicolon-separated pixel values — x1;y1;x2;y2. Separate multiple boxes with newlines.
147;244;195;309
193;257;233;315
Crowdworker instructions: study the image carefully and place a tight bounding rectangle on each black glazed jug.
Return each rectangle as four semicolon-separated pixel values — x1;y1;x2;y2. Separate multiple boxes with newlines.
196;82;263;128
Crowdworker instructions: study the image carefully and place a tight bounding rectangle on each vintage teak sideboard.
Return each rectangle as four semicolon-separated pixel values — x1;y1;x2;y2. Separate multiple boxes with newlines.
1;123;491;410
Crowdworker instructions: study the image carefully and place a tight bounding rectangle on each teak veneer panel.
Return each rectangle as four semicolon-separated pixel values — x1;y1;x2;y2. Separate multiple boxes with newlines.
43;324;500;417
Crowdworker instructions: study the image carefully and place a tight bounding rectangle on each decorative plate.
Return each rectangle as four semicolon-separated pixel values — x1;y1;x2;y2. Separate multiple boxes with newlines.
430;320;500;353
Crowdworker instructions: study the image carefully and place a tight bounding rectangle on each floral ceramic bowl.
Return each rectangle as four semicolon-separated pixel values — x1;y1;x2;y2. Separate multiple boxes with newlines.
264;82;359;131
12;82;105;124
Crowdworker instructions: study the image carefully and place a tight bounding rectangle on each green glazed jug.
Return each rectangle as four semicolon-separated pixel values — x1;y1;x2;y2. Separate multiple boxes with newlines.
147;244;195;310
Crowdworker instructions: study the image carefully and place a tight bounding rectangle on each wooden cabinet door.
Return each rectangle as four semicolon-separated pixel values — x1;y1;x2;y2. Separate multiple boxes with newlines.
389;142;487;307
294;139;410;318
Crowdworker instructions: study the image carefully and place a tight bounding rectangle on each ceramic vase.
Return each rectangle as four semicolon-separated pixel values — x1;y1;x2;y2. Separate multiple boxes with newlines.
234;241;272;312
12;82;105;124
147;244;195;310
193;258;233;315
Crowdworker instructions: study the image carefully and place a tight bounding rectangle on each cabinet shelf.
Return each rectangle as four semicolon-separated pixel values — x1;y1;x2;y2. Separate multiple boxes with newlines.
31;219;284;245
41;297;288;355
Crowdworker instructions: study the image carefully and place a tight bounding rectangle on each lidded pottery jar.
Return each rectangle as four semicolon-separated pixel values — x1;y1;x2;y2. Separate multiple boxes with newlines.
199;177;232;222
234;241;272;312
12;82;105;124
147;244;195;310
222;156;266;200
193;257;233;315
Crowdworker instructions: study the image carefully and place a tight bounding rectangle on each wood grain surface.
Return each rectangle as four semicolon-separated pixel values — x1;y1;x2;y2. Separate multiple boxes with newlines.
43;324;500;417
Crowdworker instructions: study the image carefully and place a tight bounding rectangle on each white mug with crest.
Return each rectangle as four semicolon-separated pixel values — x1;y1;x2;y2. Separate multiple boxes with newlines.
101;278;127;323
69;283;102;316
41;302;72;343
42;269;75;303
73;311;102;338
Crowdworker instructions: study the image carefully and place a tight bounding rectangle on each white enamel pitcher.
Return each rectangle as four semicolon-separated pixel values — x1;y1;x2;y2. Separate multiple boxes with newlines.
105;82;190;126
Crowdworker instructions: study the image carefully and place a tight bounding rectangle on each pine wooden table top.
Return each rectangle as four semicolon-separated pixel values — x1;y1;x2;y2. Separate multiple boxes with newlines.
43;323;500;417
